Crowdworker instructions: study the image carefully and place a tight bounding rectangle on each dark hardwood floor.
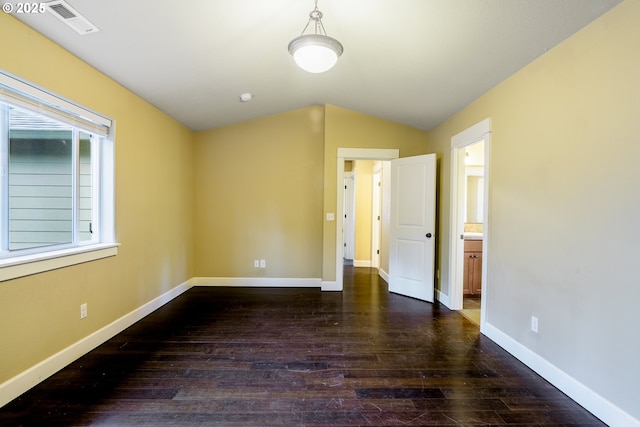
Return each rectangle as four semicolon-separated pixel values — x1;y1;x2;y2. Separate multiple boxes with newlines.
0;266;606;426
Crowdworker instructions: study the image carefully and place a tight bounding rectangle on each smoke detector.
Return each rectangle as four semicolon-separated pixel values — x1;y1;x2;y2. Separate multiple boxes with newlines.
46;0;99;35
239;93;253;102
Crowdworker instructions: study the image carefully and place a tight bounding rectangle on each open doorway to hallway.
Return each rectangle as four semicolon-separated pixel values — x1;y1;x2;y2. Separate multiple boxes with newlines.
343;160;388;278
336;148;437;303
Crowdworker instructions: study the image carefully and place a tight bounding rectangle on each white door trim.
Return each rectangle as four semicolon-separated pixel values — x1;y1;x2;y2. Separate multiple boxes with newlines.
449;119;491;326
335;148;399;291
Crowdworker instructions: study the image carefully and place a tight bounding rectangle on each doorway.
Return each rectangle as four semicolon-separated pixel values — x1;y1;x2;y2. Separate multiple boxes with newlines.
371;163;382;269
335;148;437;304
343;169;355;263
460;140;484;324
343;160;384;269
335;148;399;291
449;119;490;328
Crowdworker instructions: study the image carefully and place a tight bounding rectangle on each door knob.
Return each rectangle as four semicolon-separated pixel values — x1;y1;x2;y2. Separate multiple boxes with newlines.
426;233;432;238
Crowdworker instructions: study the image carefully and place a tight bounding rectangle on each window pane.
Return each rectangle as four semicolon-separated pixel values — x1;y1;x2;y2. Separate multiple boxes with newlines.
8;107;73;250
79;132;93;242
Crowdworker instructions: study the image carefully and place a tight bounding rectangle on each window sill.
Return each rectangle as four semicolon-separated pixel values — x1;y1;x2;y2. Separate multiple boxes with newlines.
0;243;119;282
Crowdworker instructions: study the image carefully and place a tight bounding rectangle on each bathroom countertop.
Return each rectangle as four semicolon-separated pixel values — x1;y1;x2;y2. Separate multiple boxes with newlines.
463;232;483;240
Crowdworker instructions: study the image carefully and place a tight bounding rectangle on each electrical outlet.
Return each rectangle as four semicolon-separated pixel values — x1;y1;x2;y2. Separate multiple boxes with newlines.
254;260;259;268
531;316;538;333
260;259;266;268
80;303;87;319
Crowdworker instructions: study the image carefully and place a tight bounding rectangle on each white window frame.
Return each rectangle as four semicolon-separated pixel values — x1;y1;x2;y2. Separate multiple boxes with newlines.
0;70;117;282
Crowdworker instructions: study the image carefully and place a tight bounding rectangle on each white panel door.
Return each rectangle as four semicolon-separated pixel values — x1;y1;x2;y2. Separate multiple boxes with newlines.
389;154;436;302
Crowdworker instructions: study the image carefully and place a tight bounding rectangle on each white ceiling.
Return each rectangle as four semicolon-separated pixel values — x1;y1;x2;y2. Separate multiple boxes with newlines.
9;0;622;131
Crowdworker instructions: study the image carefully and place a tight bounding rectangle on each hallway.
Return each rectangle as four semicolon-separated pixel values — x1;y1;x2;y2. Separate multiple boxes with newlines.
0;267;605;426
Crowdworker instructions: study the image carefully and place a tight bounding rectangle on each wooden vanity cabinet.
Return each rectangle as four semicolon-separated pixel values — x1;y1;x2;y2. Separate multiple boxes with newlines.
463;239;482;296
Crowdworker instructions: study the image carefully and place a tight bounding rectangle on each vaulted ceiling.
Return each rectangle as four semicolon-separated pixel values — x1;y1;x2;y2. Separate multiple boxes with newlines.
10;0;622;131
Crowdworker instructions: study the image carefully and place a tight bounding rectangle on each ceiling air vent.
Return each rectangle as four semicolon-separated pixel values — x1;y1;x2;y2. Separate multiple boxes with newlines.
46;0;99;35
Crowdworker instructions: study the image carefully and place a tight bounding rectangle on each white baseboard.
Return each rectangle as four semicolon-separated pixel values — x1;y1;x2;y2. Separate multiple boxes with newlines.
378;268;389;283
193;277;322;288
0;279;193;408
353;260;372;267
482;322;640;427
5;277;635;426
321;280;341;291
436;289;452;308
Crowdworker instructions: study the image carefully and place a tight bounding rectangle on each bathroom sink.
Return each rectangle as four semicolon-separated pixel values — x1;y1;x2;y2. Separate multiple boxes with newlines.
463;232;483;240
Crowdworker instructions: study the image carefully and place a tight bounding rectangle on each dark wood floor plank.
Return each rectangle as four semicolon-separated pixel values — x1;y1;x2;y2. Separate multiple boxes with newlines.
0;266;607;426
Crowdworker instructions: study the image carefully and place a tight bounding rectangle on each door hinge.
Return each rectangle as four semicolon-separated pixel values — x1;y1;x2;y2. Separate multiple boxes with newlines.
377;249;380;254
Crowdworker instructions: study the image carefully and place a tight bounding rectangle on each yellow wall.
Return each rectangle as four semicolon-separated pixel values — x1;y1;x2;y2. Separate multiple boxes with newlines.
322;105;430;281
428;0;640;419
354;161;374;263
194;104;429;283
193;105;428;280
193;107;325;278
0;15;195;383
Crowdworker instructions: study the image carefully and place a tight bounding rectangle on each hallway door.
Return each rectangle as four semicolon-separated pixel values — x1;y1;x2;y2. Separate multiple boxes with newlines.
388;154;436;302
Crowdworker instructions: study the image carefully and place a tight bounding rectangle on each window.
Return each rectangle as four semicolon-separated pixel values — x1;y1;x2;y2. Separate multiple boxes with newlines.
0;70;116;281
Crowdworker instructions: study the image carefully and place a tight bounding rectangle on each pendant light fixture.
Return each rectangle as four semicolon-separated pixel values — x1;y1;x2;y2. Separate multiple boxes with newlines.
288;0;343;73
